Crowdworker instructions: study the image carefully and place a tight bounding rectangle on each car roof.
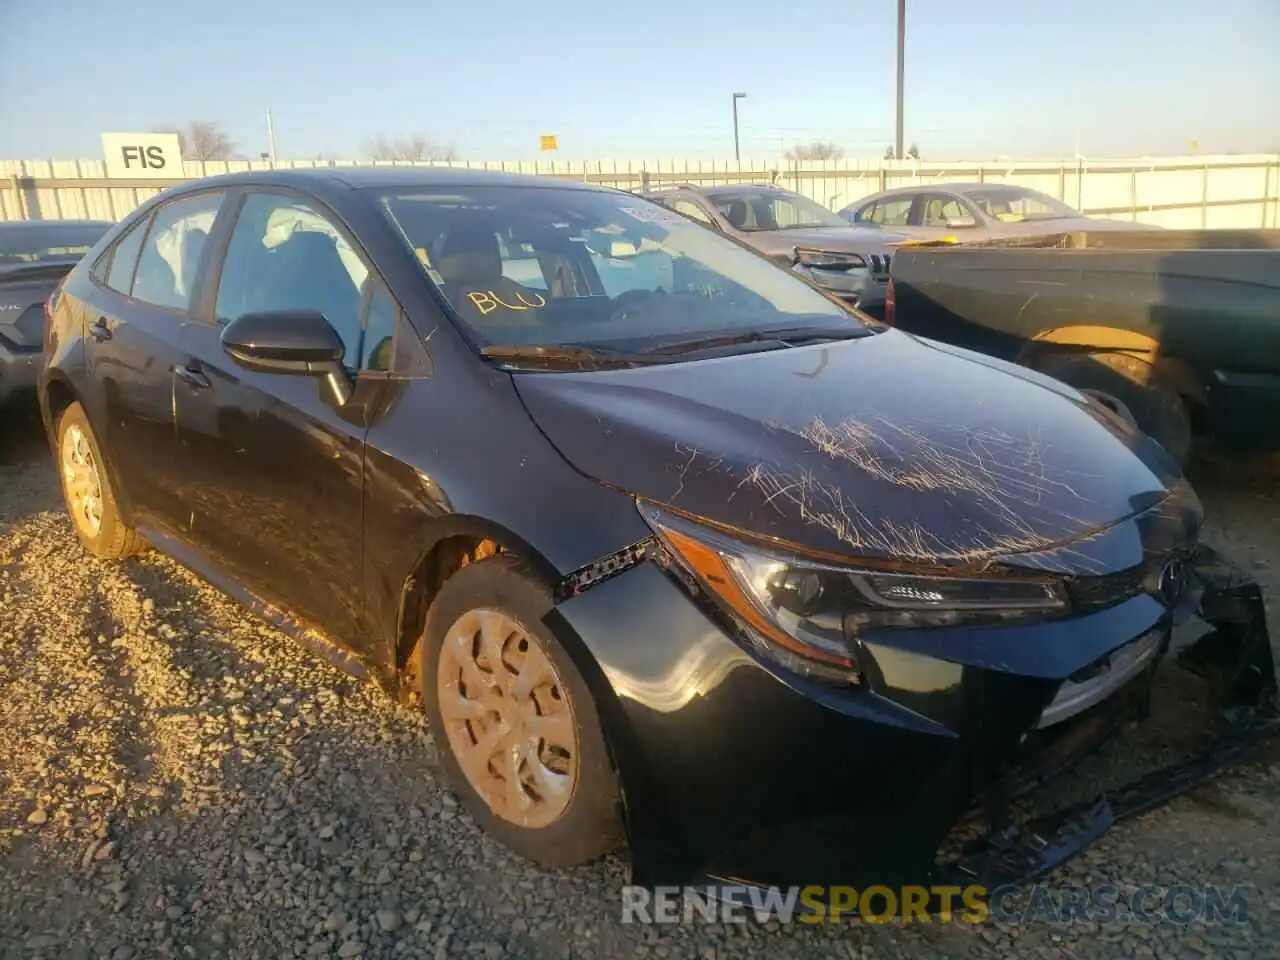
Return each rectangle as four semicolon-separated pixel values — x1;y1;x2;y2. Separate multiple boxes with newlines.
862;181;1022;201
161;166;610;198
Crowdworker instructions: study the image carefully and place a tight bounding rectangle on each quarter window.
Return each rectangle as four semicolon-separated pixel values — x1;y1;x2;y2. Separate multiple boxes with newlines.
132;192;224;310
361;280;400;373
103;218;150;295
216;193;367;371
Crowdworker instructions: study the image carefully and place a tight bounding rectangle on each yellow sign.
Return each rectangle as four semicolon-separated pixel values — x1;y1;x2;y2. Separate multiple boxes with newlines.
540;135;558;152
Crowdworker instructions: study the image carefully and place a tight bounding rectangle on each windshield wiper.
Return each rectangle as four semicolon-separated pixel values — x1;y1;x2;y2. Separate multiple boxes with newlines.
479;344;656;370
642;325;871;357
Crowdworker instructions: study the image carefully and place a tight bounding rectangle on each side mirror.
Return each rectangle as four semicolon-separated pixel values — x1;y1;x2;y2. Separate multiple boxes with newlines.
221;309;353;405
945;214;978;228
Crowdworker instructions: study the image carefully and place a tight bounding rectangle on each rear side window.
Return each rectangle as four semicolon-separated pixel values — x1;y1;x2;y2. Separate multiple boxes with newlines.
133;192;224;310
103;219;150;295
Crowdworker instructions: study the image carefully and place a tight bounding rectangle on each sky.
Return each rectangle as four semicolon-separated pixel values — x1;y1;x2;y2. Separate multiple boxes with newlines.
2;0;1277;163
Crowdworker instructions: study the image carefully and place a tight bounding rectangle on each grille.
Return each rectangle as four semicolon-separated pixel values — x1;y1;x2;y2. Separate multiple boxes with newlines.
1066;548;1195;613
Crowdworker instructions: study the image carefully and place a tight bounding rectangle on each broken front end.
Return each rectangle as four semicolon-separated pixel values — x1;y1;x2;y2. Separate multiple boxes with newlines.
549;512;1278;897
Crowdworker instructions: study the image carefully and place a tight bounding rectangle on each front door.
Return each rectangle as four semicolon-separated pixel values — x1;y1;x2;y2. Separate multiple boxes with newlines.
171;190;375;642
81;191;226;535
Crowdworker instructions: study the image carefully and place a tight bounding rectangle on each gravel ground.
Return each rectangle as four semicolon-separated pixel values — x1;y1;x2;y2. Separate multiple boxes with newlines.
3;401;1279;960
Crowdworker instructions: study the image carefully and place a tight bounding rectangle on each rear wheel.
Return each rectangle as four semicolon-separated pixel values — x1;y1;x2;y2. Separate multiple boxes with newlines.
56;402;144;559
420;554;623;866
1037;352;1193;467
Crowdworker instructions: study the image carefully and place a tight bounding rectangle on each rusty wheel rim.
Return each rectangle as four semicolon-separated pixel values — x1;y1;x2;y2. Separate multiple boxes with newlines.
61;424;104;537
436;608;578;828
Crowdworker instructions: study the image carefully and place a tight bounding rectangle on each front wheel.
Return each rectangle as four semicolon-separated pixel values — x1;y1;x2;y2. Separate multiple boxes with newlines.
56;402;144;559
420;554;623;867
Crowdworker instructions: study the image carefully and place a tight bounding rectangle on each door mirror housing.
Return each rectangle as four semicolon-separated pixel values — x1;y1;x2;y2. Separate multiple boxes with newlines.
221;309;353;405
945;214;978;228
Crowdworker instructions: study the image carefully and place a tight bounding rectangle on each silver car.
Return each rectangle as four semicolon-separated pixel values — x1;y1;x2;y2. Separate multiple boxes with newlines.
839;182;1159;243
638;183;907;314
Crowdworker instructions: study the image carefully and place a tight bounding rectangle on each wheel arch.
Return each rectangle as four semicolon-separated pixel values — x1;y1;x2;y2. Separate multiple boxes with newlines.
392;516;562;694
1018;325;1207;407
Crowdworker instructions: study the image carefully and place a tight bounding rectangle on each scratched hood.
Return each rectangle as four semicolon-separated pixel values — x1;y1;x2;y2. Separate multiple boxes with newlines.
513;330;1187;569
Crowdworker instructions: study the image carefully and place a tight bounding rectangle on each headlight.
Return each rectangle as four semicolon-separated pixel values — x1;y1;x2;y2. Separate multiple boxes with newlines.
793;248;869;291
638;502;1069;685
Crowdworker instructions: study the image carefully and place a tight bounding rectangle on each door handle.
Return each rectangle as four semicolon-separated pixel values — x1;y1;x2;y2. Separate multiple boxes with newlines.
174;362;212;390
89;318;112;342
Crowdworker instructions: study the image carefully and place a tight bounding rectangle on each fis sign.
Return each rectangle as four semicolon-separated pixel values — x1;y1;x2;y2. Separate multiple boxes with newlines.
101;133;184;179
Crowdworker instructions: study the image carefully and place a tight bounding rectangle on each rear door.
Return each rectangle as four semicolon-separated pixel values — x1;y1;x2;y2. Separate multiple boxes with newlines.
170;189;375;641
81;191;226;533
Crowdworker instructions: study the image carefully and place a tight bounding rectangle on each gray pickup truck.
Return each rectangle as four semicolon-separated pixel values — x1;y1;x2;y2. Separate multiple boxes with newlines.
885;229;1280;465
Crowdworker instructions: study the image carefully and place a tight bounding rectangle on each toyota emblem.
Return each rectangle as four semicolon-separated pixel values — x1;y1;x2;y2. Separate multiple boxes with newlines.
1157;560;1186;607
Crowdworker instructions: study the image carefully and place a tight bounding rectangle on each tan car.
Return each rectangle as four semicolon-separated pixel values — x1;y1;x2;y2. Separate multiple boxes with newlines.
840;182;1160;243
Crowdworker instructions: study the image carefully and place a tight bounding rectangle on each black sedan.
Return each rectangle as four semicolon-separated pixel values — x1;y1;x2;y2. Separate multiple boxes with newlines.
39;169;1276;895
1;219;111;405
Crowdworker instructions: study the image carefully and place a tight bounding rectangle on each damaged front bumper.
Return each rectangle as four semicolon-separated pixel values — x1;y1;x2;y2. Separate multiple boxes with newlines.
946;544;1277;890
549;542;1277;897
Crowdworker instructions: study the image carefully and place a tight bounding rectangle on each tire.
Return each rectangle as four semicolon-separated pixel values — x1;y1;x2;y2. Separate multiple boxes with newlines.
420;554;623;867
56;402;144;559
1037;352;1193;467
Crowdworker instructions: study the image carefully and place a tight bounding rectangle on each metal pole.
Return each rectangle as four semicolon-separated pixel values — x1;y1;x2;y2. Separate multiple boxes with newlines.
895;0;905;160
266;109;278;166
732;95;742;164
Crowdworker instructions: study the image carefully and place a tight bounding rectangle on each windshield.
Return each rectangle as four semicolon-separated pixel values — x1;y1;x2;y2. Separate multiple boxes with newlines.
963;186;1079;223
706;190;849;232
0;223;108;265
377;186;866;353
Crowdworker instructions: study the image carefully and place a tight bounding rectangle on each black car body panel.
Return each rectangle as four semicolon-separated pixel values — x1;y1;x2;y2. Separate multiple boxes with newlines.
888;229;1280;451
36;169;1277;900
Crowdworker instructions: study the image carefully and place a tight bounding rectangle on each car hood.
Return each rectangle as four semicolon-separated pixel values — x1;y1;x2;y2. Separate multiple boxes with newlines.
761;226;910;253
513;330;1188;572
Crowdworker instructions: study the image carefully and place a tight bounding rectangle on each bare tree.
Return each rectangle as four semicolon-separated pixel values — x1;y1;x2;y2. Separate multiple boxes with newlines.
883;145;897;160
785;141;845;162
366;134;457;162
906;142;921;160
152;122;236;161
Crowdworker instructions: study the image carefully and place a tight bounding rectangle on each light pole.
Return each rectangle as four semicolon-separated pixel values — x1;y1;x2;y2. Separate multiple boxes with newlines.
732;92;747;164
895;0;906;160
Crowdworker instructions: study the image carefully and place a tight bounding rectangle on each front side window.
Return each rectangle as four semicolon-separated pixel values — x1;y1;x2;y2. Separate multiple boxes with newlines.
378;186;866;352
133;192;224;310
964;186;1077;223
708;190;848;232
216;193;367;370
103;218;150;295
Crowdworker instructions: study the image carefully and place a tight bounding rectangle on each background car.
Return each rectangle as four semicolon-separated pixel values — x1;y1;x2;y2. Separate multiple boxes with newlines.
0;220;111;406
636;182;908;315
38;168;1273;896
840;182;1161;243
